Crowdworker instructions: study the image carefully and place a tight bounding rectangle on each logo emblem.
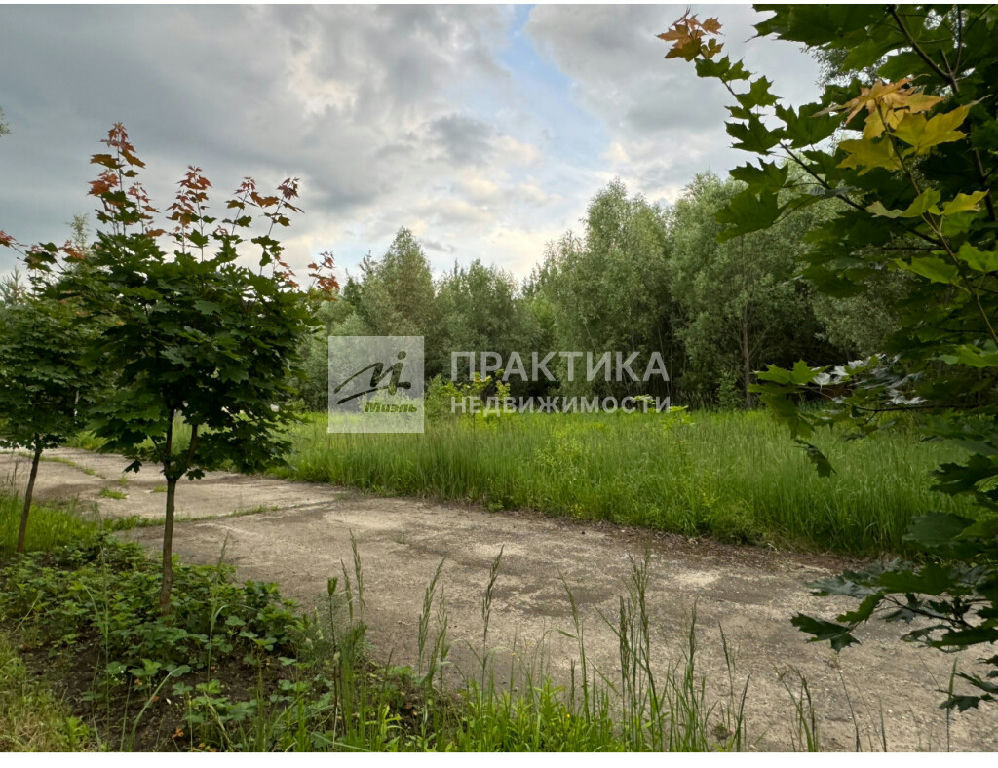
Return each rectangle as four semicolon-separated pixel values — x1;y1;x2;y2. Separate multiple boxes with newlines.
327;336;424;433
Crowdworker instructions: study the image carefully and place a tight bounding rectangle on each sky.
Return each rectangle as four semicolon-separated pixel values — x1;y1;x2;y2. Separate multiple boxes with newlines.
0;4;821;283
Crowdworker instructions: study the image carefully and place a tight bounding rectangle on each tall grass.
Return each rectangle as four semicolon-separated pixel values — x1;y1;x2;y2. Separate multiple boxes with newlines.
275;409;976;555
0;492;99;556
1;492;818;752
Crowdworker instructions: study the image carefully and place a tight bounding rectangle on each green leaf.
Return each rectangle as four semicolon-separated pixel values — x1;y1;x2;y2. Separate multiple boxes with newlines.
715;188;781;238
791;613;860;651
726;116;781;153
796;440;834;477
695;56;750;83
895;255;961;285
955;243;998;273
893;104;972;154
729;160;788;193
775;102;841;148
838;137;902;173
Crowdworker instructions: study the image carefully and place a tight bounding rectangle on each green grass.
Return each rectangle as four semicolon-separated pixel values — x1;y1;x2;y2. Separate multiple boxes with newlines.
0;493;100;555
275;409;978;555
0;634;91;751
0;491;833;752
98;488;127;500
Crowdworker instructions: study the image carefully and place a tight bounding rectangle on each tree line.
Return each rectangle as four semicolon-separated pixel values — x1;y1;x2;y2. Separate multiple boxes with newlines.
299;173;906;410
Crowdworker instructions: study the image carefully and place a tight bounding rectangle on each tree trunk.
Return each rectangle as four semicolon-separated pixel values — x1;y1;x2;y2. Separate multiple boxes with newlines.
159;410;176;615
742;303;752;409
160;475;177;614
16;444;43;554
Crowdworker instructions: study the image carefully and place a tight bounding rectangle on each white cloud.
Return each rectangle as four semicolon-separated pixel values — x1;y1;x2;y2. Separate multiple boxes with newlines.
0;5;820;280
526;4;821;205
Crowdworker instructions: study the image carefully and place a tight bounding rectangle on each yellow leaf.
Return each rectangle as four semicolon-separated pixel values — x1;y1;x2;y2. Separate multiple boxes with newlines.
893;104;971;153
941;191;988;216
838;137;902;174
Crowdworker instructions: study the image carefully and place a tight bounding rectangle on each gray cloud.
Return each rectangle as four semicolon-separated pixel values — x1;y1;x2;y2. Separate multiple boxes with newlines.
0;5;820;280
427;115;494;166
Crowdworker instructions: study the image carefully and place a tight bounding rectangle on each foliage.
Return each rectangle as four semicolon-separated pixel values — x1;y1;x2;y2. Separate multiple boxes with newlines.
0;536;300;674
529;180;677;400
668;172;837;405
1;123;335;610
0;510;763;752
0;283;95;552
0;634;90;751
662;5;998;708
435;260;524;385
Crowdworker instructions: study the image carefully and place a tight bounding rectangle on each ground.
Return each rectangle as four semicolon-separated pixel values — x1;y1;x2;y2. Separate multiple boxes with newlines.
2;447;995;751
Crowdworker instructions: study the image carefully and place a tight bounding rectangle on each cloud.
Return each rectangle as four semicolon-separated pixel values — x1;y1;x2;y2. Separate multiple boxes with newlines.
526;4;821;203
0;5;820;280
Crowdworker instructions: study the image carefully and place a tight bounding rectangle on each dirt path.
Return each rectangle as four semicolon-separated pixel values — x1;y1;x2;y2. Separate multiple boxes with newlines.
2;448;995;751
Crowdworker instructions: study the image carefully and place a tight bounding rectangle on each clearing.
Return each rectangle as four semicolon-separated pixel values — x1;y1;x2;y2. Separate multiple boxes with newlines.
1;447;995;751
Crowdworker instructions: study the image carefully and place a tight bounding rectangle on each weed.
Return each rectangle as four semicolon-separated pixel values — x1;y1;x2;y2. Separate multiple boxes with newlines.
274;410;978;555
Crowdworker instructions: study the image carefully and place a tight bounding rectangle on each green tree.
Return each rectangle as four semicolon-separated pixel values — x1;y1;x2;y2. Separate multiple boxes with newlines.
0;287;93;553
436;259;523;381
29;124;329;611
353;228;444;375
663;6;998;708
535;180;677;399
0;216;99;553
668;172;835;406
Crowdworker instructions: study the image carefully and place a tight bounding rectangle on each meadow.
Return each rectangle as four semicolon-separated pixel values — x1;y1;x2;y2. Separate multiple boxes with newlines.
273;408;977;556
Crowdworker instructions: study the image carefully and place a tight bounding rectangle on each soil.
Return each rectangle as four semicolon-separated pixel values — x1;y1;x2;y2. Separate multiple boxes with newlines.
2;447;996;751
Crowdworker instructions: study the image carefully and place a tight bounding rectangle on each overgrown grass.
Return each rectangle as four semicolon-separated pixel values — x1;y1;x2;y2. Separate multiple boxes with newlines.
0;493;99;555
0;493;830;752
0;634;91;750
276;409;977;555
68;407;977;554
0;491;138;557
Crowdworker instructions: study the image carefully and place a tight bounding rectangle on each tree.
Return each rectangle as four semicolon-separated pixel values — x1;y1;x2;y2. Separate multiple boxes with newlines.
534;180;677;399
668;172;836;406
436;259;523;381
21;124;333;611
352;228;444;375
662;6;998;708
0;216;98;554
0;106;9;136
0;287;93;553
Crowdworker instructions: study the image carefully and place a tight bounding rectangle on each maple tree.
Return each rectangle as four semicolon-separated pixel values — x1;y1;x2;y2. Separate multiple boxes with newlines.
662;5;998;709
3;123;337;611
0;281;95;553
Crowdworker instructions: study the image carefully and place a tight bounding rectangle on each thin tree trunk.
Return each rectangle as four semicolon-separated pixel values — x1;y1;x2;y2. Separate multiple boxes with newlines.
159;411;176;614
160;476;177;614
742;303;751;409
16;444;43;554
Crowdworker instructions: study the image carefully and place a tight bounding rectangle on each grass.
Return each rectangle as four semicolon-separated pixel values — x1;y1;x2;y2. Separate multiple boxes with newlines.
0;634;91;750
274;409;978;555
0;490;843;752
98;488;127;500
0;493;99;555
68;406;980;554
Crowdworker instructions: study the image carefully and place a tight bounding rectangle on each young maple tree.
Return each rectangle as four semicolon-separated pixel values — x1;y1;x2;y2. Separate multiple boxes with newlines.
0;276;95;553
661;6;998;709
15;123;337;611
